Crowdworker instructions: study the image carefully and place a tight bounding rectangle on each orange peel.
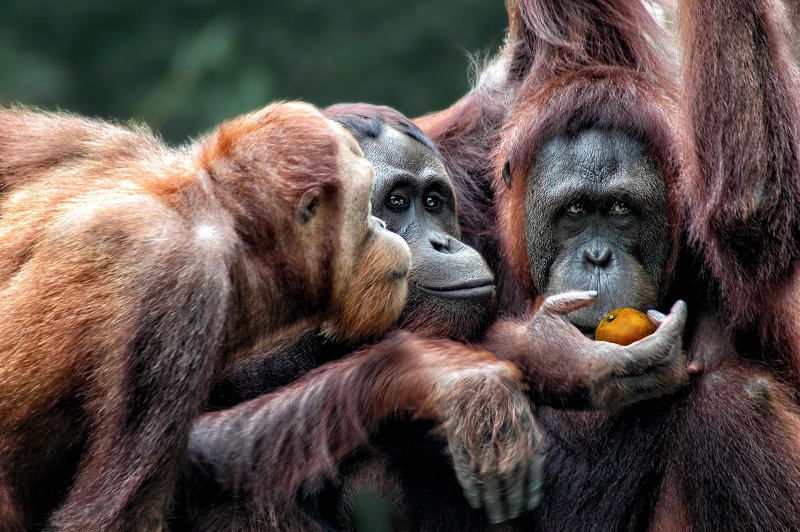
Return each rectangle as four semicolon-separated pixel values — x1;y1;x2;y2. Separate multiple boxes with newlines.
595;307;657;345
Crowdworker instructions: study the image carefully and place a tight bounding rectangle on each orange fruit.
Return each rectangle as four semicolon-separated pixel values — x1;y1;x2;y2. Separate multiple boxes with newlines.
595;308;657;345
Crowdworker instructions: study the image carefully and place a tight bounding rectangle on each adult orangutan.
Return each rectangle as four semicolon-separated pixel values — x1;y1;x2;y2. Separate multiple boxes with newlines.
0;102;416;531
412;0;800;529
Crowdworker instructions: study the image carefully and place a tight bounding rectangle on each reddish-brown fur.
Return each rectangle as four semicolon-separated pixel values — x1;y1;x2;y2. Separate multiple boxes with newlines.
415;0;800;529
0;102;411;530
679;0;800;381
172;332;540;530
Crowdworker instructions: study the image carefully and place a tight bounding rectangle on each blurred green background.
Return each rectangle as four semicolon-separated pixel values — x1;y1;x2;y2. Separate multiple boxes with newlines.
0;0;507;143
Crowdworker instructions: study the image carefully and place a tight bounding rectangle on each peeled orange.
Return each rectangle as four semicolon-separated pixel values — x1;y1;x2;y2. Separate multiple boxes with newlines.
595;308;657;345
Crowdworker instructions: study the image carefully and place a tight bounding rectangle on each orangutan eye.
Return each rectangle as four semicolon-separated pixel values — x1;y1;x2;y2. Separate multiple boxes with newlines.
566;202;586;215
425;194;442;211
387;192;409;210
610;201;630;215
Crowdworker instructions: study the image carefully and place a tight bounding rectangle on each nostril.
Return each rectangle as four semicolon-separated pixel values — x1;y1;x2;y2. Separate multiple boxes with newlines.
430;234;451;253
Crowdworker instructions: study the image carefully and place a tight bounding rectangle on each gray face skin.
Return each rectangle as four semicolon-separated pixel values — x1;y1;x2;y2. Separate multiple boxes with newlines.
360;127;496;340
525;127;669;334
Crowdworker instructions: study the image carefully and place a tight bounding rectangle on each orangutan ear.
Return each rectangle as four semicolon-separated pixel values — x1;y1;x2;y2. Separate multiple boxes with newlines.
297;187;322;224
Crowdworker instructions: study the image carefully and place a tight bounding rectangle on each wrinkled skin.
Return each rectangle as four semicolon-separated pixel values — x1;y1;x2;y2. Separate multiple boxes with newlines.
525;128;669;333
362;127;496;341
522;290;687;409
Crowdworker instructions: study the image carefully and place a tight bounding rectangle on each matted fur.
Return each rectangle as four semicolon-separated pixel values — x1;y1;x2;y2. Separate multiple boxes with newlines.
675;2;800;523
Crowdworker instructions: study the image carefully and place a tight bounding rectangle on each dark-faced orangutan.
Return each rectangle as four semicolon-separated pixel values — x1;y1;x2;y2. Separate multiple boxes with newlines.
0;102;415;531
414;0;800;529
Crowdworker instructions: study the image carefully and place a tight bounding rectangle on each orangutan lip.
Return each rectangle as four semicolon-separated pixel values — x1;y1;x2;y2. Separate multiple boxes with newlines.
417;280;496;296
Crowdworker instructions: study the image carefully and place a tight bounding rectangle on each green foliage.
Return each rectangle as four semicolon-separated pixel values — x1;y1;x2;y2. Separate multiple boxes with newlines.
0;0;507;142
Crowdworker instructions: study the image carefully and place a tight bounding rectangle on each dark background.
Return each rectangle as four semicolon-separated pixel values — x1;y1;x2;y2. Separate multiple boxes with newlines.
0;0;507;143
